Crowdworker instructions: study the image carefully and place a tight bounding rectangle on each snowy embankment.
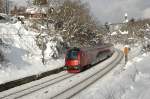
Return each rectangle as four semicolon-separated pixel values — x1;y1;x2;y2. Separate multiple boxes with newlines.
0;22;64;84
121;53;150;99
73;45;150;99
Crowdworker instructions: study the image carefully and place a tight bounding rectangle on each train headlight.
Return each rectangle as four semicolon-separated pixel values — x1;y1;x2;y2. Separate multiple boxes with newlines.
74;66;79;69
64;66;68;70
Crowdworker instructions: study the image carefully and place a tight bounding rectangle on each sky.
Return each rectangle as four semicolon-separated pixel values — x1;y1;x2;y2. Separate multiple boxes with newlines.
10;0;150;24
87;0;150;23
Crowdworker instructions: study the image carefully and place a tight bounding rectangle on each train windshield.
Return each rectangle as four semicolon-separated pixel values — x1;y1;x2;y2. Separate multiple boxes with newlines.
66;51;78;60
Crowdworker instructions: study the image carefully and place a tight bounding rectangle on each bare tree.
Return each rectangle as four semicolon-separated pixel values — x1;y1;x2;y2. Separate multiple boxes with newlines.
0;0;4;13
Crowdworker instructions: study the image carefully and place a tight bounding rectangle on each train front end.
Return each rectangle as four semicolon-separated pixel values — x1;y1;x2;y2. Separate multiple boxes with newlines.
64;48;81;73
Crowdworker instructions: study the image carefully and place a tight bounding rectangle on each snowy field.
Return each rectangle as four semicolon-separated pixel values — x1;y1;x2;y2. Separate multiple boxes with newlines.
0;22;64;84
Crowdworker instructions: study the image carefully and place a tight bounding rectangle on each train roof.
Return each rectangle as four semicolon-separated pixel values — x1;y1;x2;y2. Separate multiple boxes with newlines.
68;43;113;52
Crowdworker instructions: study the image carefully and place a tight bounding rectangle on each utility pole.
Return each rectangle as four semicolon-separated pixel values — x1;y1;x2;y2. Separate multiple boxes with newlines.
124;13;129;64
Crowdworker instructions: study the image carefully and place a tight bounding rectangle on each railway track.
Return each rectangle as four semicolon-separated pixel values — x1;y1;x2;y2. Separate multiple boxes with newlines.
51;49;123;99
0;72;74;99
0;49;123;99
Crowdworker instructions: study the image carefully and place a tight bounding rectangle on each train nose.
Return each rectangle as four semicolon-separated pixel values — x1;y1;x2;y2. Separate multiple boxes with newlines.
66;60;79;66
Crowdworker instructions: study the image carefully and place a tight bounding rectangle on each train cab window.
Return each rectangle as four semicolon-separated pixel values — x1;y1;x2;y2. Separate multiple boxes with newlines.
66;51;78;60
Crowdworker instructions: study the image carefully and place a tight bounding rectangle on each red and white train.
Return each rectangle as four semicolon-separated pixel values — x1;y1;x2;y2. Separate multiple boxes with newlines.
64;43;114;73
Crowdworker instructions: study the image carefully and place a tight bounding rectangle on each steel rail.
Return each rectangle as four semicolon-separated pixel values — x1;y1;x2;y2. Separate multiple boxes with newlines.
0;72;73;99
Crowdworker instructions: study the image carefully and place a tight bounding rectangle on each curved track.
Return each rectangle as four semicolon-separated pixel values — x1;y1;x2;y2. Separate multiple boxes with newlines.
51;49;123;99
0;49;123;99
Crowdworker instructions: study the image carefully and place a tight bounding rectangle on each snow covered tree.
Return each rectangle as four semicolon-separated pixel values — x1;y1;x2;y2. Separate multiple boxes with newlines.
30;0;104;61
49;0;103;48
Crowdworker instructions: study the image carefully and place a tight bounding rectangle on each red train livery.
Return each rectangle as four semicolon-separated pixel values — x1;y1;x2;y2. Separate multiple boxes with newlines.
64;43;114;73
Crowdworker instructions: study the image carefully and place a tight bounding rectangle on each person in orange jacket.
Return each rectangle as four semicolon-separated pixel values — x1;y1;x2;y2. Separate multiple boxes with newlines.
124;46;129;64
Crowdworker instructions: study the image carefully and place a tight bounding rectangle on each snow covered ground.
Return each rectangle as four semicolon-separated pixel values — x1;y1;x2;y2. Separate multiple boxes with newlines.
73;46;150;99
1;44;149;99
0;21;64;84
